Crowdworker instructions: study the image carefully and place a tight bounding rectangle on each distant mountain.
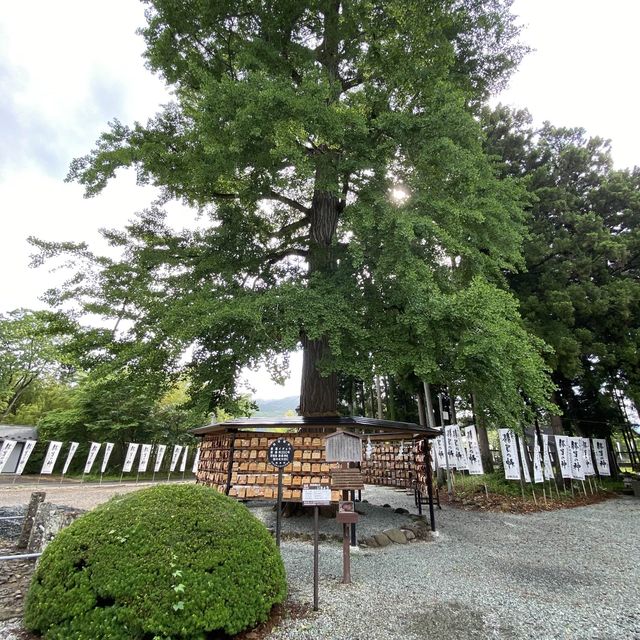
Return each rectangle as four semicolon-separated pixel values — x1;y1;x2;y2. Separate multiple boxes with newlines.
253;395;299;417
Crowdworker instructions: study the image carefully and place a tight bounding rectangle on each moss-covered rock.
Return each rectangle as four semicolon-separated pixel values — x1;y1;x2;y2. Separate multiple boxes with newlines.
24;484;286;639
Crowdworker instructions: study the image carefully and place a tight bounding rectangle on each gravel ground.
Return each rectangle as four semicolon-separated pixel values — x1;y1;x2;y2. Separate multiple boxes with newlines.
267;490;640;640
1;482;638;640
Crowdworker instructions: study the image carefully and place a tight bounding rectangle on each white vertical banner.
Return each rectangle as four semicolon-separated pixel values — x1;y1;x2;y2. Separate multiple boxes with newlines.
445;425;468;470
499;429;521;480
517;436;532;483
154;444;167;472
179;446;189;473
15;440;37;475
0;439;18;473
138;444;152;473
555;436;572;479
532;436;544;483
62;442;79;475
568;437;585;480
41;441;63;474
84;442;102;474
122;443;140;473
542;434;554;480
434;435;447;468
593;439;611;476
192;447;201;474
101;443;114;473
581;439;595;476
169;445;183;472
464;426;484;475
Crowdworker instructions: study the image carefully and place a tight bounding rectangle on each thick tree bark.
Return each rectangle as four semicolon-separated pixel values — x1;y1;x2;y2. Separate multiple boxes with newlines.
298;2;343;417
299;334;338;416
471;392;494;473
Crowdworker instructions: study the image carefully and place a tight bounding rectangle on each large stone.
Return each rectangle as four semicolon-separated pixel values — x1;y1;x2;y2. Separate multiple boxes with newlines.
374;533;392;547
383;528;409;544
27;504;84;553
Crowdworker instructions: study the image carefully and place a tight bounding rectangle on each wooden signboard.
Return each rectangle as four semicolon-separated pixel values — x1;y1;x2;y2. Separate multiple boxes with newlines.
330;468;364;490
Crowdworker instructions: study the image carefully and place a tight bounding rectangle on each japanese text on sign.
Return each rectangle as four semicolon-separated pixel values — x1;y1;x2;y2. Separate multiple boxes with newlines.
268;438;294;468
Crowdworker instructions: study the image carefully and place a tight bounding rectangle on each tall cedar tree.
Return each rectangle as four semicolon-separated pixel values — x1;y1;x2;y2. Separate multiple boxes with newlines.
483;105;640;435
36;1;554;419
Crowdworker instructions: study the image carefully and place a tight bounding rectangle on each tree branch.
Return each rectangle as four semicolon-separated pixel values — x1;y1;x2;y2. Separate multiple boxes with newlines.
278;218;310;237
266;191;311;215
266;248;308;264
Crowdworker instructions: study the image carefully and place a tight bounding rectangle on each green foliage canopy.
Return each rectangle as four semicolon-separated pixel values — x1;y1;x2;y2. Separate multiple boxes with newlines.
483;105;640;434
34;1;552;422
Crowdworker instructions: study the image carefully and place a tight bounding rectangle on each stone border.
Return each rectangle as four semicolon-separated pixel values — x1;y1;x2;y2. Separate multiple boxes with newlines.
359;516;433;548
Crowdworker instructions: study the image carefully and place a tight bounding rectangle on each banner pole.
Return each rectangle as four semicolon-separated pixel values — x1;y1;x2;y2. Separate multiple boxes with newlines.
515;434;527;501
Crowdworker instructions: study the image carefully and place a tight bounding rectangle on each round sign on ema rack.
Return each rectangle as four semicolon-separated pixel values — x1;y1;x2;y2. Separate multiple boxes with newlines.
268;438;294;468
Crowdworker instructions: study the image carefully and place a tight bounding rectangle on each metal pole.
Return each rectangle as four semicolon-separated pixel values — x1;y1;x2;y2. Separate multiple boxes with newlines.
0;553;42;561
350;489;357;547
313;505;319;611
276;467;283;548
514;434;527;501
424;438;436;531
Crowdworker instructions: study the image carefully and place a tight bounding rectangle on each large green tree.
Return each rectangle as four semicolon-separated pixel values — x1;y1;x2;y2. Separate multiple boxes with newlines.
483;105;640;435
0;309;76;421
36;0;553;420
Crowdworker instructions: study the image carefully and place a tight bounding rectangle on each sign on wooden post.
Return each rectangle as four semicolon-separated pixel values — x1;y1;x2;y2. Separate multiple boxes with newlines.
268;438;294;548
303;483;331;612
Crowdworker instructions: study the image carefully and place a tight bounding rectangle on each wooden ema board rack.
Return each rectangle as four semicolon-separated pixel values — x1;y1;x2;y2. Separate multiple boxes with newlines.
196;431;343;502
413;438;433;495
361;441;416;489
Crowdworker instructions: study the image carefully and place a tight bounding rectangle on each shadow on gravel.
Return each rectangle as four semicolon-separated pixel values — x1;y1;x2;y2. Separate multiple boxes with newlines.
494;560;597;591
410;601;514;639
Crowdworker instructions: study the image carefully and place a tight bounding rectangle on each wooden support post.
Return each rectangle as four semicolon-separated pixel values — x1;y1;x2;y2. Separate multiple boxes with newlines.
341;489;351;584
313;505;319;611
225;431;237;496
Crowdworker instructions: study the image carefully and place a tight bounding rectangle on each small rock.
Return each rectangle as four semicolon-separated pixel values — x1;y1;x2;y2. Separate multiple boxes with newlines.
394;507;410;514
404;530;416;540
374;533;392;547
383;529;408;544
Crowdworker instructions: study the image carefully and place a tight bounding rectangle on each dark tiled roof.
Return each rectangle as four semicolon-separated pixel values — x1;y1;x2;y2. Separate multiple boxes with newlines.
192;415;440;437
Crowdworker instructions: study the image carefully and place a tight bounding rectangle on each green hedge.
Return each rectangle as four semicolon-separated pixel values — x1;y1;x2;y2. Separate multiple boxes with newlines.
25;484;287;639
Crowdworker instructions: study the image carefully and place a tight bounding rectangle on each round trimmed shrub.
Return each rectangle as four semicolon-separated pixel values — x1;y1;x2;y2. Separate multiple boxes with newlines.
24;484;287;640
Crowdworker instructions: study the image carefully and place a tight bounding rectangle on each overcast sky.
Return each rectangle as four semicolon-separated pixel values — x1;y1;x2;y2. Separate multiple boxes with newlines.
1;1;639;400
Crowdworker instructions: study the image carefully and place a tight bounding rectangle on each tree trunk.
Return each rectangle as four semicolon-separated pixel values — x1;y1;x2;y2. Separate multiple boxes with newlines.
549;391;565;435
375;376;384;419
417;391;427;427
471;392;494;473
422;381;437;430
299;334;338;416
298;3;342;417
